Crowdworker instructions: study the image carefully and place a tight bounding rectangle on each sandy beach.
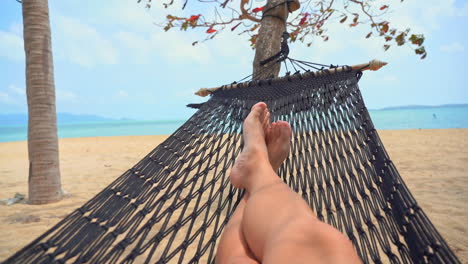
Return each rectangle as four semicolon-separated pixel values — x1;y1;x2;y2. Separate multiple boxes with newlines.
0;129;467;263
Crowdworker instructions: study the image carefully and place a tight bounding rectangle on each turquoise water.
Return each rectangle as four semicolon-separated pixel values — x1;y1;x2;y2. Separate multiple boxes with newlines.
1;106;467;143
369;106;468;130
0;120;186;143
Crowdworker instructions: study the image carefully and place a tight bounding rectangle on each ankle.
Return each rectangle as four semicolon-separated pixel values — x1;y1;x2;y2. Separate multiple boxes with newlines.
247;170;283;194
244;144;268;160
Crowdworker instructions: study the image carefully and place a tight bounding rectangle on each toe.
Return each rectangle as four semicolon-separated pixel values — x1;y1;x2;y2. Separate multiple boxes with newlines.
250;102;267;118
274;122;281;139
277;121;292;137
266;122;277;144
263;111;270;132
244;103;267;130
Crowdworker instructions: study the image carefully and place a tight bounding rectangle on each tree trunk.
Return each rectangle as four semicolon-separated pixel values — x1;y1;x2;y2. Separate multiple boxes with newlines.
252;0;299;80
22;0;62;204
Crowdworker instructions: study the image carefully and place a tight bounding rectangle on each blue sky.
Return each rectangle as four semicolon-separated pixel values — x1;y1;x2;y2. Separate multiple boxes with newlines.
0;0;467;120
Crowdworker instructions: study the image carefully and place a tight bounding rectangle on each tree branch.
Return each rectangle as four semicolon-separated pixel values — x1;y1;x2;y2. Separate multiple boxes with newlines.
239;0;261;23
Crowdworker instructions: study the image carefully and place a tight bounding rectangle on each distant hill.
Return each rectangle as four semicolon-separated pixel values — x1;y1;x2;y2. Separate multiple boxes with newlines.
0;113;120;126
374;104;468;111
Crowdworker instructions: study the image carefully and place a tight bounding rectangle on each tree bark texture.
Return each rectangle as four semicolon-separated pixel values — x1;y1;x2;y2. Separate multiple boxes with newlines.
22;0;62;204
252;0;299;80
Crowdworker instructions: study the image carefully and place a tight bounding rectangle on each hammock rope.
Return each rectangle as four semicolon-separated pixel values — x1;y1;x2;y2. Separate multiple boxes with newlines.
4;69;460;264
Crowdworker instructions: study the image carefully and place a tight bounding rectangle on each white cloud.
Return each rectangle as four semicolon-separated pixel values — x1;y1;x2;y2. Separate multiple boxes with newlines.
92;0;214;65
0;91;15;104
102;1;157;32
385;0;466;32
152;31;214;64
9;22;23;37
382;75;399;82
440;42;464;53
115;31;152;64
0;29;24;62
1;85;75;106
0;85;26;105
53;15;118;67
56;89;77;101
175;88;198;99
117;90;128;97
114;29;214;65
8;84;25;96
290;0;466;66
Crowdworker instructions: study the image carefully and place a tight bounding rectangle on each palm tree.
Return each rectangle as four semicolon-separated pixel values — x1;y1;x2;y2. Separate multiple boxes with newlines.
22;0;62;204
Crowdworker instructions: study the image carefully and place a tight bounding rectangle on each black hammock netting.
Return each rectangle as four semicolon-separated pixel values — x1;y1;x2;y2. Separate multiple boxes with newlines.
4;69;460;264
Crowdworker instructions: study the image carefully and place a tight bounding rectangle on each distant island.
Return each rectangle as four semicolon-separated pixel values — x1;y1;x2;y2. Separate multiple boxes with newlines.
0;113;126;126
371;104;468;111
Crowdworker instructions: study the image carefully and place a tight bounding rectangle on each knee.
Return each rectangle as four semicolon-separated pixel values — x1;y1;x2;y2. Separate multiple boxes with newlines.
269;217;356;254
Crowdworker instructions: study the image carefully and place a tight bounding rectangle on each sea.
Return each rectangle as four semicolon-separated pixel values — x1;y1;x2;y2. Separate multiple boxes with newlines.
1;105;467;143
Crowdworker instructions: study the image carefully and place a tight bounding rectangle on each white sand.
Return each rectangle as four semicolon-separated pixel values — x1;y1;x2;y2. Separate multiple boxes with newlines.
0;129;467;262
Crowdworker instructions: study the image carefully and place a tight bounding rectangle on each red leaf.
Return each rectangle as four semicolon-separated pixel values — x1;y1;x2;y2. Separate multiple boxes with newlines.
206;27;217;34
299;13;310;25
252;6;264;13
187;14;201;22
380;5;389;10
350;22;358;27
231;22;242;31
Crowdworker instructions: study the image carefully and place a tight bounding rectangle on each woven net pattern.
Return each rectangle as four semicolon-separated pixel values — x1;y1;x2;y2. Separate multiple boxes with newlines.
4;69;460;264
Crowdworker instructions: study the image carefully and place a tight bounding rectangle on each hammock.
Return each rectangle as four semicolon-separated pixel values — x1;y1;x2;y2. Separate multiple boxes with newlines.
4;68;460;264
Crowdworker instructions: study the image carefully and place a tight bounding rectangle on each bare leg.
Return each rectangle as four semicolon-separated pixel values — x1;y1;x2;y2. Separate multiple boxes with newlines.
215;194;258;264
216;117;292;264
231;102;361;263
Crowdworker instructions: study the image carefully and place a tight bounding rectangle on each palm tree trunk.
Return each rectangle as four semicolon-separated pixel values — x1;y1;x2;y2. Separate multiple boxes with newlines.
252;0;299;80
22;0;62;204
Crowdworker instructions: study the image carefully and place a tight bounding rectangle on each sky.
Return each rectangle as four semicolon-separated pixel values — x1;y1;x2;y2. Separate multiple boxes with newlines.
0;0;467;121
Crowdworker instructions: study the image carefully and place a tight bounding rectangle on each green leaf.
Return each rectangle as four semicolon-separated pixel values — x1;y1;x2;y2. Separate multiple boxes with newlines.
409;34;425;46
395;32;406;46
164;23;173;32
339;16;347;23
181;21;188;31
249;34;258;48
290;32;298;42
415;47;426;55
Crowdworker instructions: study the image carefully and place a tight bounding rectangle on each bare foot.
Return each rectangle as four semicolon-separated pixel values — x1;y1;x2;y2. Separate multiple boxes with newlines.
266;121;292;171
230;102;270;189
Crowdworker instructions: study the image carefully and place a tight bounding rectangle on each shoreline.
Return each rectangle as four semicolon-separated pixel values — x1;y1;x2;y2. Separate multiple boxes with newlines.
2;127;468;144
1;129;467;261
0;126;468;144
